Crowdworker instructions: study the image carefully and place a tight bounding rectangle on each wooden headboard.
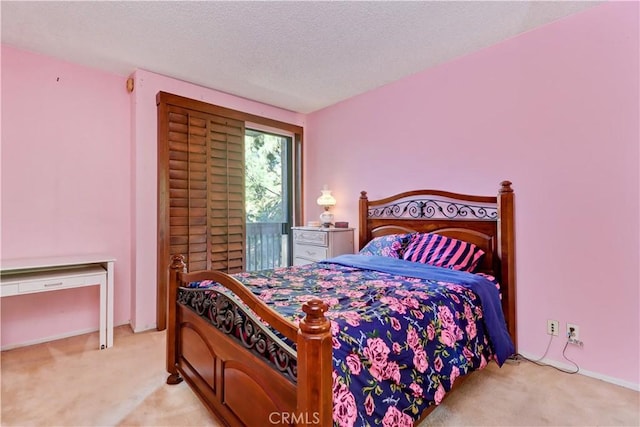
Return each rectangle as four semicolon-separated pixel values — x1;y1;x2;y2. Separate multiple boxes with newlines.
358;181;516;350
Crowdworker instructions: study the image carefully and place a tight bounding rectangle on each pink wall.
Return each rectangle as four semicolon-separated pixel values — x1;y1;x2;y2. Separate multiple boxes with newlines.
305;2;639;387
1;45;131;346
129;69;305;331
0;48;305;342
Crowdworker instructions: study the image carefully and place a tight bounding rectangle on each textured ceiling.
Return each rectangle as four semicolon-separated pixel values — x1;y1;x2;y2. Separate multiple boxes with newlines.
1;1;600;113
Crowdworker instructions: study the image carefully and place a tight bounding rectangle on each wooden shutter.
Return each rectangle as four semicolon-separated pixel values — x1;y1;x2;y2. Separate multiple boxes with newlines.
157;94;246;329
166;107;211;272
157;91;302;330
209;115;245;273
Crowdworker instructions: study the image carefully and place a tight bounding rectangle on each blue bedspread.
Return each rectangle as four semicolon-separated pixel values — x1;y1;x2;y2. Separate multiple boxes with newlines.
321;255;514;365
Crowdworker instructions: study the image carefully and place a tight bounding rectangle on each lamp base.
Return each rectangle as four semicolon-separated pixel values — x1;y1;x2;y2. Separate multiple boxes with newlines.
320;211;334;228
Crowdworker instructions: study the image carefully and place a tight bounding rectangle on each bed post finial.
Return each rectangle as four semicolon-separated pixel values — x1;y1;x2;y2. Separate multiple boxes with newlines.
170;254;186;272
167;254;186;385
297;299;332;427
300;299;330;333
500;180;513;193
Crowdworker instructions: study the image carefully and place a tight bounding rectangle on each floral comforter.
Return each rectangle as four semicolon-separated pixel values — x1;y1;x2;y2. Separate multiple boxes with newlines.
186;254;514;427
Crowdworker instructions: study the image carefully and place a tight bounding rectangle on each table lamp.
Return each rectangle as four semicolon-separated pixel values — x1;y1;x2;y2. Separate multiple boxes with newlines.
316;185;336;227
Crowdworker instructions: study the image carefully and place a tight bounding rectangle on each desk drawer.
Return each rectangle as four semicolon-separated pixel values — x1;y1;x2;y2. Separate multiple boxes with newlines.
19;273;104;293
2;266;106;296
0;283;19;297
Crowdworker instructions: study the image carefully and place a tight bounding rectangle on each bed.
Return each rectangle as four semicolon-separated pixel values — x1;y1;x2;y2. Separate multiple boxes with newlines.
165;181;516;426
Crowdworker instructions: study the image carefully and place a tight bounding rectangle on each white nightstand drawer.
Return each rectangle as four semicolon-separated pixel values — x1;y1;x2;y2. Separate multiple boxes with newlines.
293;257;314;266
293;243;328;261
293;229;328;246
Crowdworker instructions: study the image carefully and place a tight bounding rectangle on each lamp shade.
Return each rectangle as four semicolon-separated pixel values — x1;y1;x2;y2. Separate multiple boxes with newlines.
316;186;336;208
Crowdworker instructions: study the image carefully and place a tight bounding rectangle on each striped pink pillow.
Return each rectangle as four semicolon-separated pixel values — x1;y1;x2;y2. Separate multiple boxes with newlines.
402;233;484;272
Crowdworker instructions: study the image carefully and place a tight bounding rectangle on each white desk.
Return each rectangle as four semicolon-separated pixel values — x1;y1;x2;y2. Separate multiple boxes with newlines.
0;255;115;349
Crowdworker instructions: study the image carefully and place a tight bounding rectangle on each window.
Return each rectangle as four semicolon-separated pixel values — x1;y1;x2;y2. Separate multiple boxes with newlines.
245;129;293;271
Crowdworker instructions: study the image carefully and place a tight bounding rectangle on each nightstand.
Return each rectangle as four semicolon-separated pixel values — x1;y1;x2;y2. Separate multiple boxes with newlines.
292;227;354;266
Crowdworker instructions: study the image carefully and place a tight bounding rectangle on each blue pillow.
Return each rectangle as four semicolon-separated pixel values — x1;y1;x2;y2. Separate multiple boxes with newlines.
359;233;415;259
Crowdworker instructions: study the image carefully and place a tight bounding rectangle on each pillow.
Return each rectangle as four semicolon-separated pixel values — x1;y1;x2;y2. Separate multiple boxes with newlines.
359;233;415;259
402;233;484;272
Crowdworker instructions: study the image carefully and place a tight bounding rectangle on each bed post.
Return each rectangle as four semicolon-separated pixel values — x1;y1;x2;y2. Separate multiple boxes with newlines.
359;191;369;250
297;299;332;427
166;255;185;385
498;181;517;351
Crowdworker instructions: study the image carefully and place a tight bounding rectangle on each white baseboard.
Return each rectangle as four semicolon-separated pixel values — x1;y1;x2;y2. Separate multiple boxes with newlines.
1;327;99;351
518;350;640;392
132;322;157;333
0;321;134;351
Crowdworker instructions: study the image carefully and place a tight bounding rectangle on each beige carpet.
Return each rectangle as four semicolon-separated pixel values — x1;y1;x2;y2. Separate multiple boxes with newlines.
1;326;638;426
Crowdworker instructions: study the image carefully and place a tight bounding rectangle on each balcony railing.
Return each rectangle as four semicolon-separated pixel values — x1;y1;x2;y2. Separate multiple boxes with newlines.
246;222;288;272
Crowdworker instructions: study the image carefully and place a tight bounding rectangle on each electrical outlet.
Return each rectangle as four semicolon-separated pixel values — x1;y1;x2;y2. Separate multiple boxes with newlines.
547;319;559;336
567;323;579;340
567;323;583;346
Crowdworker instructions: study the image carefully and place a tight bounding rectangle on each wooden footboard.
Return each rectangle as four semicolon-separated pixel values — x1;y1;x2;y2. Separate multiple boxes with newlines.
166;255;332;426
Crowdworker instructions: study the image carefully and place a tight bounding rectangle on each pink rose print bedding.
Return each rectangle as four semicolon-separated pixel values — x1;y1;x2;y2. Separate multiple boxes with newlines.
181;254;514;427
